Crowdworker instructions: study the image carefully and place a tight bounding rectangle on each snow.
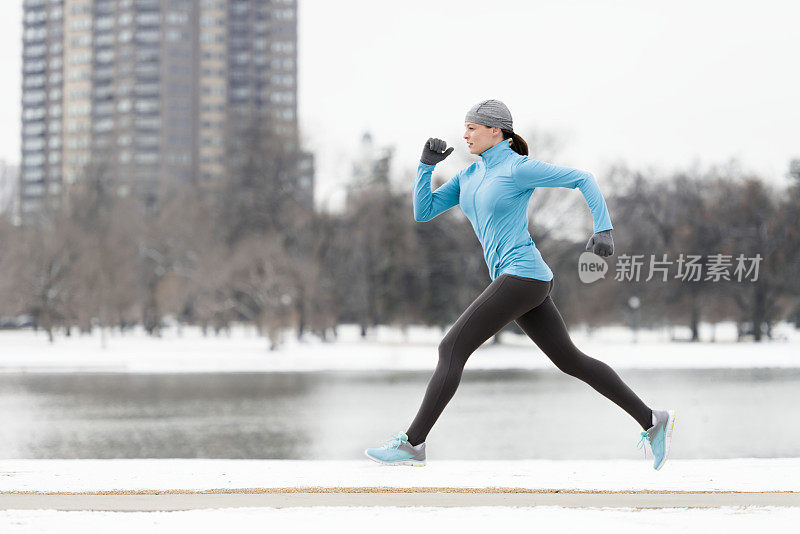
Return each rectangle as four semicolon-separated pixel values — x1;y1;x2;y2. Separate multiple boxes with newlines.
0;321;798;374
1;506;798;534
1;458;798;493
1;459;798;532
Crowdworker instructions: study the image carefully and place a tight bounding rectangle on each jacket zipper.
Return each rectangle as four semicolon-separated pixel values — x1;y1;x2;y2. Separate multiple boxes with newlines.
472;162;488;233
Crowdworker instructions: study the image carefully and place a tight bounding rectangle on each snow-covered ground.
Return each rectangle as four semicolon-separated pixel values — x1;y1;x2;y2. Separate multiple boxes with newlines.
1;459;798;532
1;506;796;534
1;458;799;493
0;321;798;373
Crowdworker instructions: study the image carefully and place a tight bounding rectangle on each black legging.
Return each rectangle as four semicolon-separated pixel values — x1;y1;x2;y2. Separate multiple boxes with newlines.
405;273;653;446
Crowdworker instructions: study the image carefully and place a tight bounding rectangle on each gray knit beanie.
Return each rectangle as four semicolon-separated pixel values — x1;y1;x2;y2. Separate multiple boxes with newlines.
464;99;513;131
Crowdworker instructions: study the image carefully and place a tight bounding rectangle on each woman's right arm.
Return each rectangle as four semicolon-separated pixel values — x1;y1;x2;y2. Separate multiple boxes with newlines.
413;162;461;222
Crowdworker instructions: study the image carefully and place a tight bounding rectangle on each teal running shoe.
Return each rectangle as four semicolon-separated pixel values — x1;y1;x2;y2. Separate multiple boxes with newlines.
637;409;676;470
364;432;426;466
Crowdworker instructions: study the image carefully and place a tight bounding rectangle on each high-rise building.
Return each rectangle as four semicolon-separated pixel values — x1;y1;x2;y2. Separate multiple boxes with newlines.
20;0;313;219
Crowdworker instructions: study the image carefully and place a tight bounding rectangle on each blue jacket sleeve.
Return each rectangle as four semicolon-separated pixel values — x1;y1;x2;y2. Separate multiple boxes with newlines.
511;157;613;234
413;162;461;222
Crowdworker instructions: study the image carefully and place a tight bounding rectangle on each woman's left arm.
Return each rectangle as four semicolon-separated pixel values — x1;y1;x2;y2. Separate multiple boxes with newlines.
511;157;613;234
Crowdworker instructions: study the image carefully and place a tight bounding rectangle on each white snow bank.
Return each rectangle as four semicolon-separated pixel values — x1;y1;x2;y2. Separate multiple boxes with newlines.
0;323;798;373
1;458;798;493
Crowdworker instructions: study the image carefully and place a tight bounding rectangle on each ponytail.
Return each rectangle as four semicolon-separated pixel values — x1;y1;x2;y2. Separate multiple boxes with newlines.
501;129;528;156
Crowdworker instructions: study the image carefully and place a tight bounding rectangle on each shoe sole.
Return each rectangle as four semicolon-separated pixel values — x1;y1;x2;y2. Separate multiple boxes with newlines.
655;409;676;471
364;449;426;467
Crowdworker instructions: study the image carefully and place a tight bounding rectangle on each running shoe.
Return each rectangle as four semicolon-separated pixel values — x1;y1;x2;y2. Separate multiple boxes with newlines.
364;432;426;466
637;409;676;470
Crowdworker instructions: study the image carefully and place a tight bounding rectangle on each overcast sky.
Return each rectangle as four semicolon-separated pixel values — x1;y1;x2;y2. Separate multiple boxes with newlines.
2;1;799;212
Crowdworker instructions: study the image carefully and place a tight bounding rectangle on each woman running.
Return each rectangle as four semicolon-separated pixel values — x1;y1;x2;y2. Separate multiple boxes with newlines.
365;100;675;470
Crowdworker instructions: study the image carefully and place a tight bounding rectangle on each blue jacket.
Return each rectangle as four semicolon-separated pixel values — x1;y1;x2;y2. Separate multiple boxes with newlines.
413;138;613;281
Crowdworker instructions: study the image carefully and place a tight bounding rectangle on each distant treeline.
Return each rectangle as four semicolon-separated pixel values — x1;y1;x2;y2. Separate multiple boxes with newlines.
1;127;798;348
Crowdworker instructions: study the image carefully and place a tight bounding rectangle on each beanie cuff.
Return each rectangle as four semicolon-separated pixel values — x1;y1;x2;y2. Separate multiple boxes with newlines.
464;111;513;131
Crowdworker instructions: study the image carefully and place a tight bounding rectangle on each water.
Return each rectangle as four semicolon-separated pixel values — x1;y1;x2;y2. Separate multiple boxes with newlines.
0;368;797;460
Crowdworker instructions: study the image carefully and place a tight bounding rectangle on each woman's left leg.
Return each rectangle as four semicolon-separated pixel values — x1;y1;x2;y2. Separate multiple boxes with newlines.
515;295;653;430
404;275;553;446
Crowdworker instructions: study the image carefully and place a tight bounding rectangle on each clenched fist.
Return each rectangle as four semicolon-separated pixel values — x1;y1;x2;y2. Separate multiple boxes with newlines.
420;137;454;166
585;229;614;257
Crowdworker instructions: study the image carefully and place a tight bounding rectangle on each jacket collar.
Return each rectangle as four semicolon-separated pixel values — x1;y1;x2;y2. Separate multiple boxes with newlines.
479;138;512;166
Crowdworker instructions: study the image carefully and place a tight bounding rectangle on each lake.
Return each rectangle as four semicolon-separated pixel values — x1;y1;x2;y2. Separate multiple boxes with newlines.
0;368;796;460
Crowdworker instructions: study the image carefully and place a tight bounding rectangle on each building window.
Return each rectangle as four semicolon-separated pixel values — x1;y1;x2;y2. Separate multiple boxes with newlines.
23;107;46;120
167;29;186;42
23;168;44;181
24;60;46;73
22;90;46;104
136;12;161;26
23;27;48;42
24;75;46;88
135;116;160;129
68;18;92;31
95;33;114;47
95;49;115;63
24;10;47;24
94;102;113;115
25;153;45;166
274;8;295;20
167;11;188;24
69;3;91;15
138;134;159;146
135;83;159;95
68;102;91;116
24;44;47;58
70;34;92;47
23;138;45;150
270;41;295;53
94;118;114;132
134;152;159;164
23;123;45;135
69;51;92;64
135;99;158;113
136;29;160;43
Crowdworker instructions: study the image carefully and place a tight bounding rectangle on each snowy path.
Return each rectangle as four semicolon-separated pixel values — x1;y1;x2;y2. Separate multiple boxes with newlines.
1;459;798;529
1;489;799;511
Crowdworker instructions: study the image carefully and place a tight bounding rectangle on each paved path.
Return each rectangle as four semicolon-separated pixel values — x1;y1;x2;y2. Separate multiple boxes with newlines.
2;488;798;511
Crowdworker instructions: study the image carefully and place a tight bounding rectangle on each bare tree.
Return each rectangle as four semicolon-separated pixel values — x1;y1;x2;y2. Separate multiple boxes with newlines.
225;234;298;350
0;209;76;342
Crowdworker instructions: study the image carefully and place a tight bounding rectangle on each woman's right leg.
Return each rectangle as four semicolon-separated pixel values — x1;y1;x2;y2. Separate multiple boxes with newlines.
514;295;653;430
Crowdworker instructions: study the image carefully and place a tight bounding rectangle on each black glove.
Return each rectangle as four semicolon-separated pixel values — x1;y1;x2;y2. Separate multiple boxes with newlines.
585;229;614;257
420;137;454;165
